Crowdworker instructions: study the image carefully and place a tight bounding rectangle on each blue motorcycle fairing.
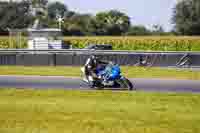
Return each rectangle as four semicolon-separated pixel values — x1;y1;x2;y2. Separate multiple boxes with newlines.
96;64;121;81
109;65;121;80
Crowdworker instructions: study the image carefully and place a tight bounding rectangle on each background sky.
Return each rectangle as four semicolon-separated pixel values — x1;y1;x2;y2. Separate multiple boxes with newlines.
59;0;177;31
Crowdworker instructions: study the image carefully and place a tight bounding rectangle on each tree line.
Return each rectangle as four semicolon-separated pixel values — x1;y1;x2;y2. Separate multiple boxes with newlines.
0;0;199;36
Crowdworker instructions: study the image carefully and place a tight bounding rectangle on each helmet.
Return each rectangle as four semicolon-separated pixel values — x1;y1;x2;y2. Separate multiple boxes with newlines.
91;55;100;60
90;55;100;65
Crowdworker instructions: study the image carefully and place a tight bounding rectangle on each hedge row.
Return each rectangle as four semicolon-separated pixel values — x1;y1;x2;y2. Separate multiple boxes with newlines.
1;36;200;51
0;37;27;49
64;36;200;51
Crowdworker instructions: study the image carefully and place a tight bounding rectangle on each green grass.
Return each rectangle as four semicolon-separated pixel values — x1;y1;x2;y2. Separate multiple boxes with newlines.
0;89;199;133
122;66;200;80
0;66;81;77
0;66;200;80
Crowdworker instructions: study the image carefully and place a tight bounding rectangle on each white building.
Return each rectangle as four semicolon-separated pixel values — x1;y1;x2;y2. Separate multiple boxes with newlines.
1;0;66;49
27;28;66;49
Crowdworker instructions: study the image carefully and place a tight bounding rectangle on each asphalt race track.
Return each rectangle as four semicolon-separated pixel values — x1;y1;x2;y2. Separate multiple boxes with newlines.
0;75;200;93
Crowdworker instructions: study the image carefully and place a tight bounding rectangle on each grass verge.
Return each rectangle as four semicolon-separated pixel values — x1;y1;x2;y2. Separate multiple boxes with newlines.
0;89;199;133
0;66;200;80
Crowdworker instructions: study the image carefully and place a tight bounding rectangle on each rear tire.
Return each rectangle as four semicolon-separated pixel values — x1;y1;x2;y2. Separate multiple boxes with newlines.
87;79;104;89
94;80;104;89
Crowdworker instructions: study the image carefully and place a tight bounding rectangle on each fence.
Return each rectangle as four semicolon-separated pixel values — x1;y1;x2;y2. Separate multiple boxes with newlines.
0;50;200;67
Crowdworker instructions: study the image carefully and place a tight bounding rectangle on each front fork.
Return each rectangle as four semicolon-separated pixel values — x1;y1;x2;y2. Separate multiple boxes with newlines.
115;76;125;87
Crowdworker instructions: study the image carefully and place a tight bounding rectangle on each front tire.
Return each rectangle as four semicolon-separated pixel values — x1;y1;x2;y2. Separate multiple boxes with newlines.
119;78;134;90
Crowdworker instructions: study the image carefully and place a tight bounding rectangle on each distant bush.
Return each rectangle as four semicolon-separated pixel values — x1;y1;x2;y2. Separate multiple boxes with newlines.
64;36;200;51
0;37;27;49
1;36;200;51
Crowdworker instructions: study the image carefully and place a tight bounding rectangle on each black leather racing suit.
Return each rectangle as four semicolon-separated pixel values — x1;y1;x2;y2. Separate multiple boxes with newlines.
84;56;109;80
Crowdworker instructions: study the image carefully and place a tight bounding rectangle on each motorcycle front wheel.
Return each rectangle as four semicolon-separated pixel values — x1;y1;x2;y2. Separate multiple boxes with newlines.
118;78;134;91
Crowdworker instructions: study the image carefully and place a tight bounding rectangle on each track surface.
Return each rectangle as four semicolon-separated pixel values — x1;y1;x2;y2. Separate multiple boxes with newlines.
0;75;200;93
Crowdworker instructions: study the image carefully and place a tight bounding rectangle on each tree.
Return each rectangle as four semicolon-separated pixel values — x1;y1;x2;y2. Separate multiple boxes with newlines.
47;1;68;20
63;13;94;36
0;1;33;33
125;25;151;36
94;10;131;35
26;0;49;28
31;0;48;7
151;24;166;35
172;0;200;35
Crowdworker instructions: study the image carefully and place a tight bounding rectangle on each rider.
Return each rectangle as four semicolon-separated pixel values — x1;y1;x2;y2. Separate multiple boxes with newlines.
84;55;110;81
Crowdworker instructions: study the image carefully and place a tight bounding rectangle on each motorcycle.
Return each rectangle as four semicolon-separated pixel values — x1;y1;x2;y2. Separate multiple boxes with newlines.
81;63;134;90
